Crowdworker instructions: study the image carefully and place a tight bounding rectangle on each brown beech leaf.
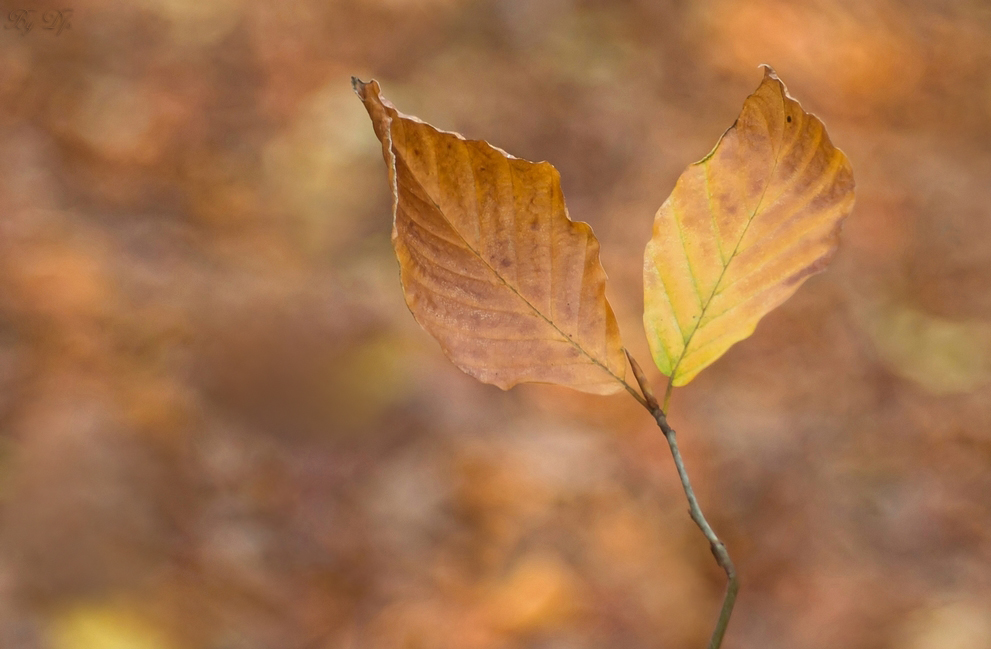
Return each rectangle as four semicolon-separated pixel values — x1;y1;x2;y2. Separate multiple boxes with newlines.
353;78;626;394
644;66;855;386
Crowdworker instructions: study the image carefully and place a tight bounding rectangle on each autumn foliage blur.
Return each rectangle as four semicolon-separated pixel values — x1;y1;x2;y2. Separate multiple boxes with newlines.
1;1;990;648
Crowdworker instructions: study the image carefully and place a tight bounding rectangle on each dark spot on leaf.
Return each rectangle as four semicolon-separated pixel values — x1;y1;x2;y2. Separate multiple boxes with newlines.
500;258;512;268
787;116;792;123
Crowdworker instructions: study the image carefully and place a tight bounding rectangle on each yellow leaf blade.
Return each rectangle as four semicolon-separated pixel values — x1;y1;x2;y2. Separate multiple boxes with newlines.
355;79;626;394
644;66;855;386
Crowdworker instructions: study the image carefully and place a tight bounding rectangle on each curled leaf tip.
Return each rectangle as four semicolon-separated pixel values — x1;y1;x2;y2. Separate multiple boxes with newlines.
351;77;378;101
759;63;779;79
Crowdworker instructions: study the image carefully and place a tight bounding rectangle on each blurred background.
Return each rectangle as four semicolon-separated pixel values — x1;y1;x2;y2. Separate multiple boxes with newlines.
1;0;991;647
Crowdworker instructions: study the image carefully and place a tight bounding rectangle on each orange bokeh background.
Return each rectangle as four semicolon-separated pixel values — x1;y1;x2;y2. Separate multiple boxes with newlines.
1;1;990;647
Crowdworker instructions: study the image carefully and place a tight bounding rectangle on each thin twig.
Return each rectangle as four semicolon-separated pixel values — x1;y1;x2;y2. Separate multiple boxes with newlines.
625;351;739;649
655;410;739;649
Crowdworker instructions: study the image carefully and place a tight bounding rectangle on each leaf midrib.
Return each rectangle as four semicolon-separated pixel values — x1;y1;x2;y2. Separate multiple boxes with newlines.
667;153;781;383
392;131;624;388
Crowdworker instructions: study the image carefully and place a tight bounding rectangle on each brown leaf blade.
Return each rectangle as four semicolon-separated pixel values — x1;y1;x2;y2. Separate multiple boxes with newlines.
354;79;626;394
644;66;855;386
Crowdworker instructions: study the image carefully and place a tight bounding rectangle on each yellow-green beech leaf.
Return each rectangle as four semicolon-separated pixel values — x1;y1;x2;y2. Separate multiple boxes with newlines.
354;78;626;394
644;66;855;386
